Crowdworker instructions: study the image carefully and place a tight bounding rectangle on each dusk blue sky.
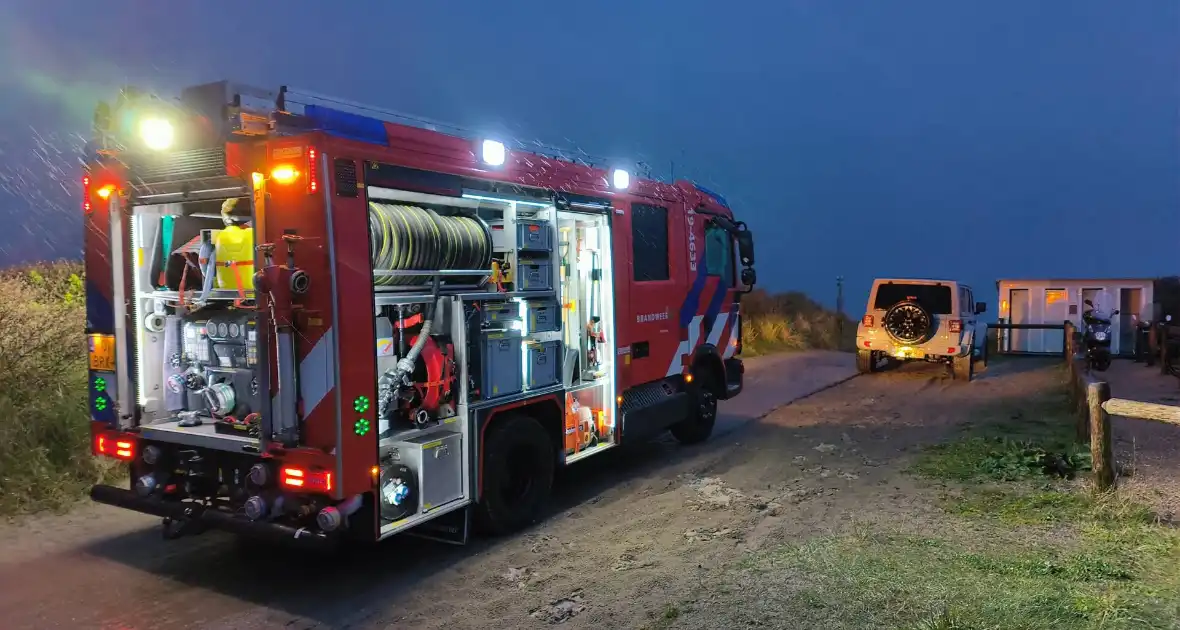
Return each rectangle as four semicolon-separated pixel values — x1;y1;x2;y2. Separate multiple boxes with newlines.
0;0;1176;309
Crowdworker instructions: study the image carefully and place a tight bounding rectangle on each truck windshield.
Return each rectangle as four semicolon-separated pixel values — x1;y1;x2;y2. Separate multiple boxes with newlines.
874;283;953;314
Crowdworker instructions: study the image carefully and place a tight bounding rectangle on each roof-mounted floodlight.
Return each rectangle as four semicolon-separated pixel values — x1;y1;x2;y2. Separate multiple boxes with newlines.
611;168;630;190
481;139;506;167
139;117;175;151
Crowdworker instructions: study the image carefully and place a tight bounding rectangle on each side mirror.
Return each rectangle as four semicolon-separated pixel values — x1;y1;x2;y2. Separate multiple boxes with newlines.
1084;299;1094;307
741;268;757;287
734;231;755;267
974;302;987;315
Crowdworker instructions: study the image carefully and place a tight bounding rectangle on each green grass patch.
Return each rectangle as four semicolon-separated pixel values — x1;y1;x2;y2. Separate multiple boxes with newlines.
911;391;1091;484
740;521;1180;629
725;386;1180;629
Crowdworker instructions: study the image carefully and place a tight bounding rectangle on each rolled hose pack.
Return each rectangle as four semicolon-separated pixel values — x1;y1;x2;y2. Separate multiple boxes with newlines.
368;202;492;287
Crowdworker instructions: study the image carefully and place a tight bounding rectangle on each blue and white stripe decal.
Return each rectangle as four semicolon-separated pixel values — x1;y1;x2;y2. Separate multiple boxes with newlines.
678;252;709;330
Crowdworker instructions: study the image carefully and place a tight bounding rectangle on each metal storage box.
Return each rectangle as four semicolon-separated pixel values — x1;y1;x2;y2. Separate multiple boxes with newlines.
481;330;523;399
389;431;464;512
516;220;551;252
480;300;520;328
525;340;561;389
526;298;560;333
517;258;552;292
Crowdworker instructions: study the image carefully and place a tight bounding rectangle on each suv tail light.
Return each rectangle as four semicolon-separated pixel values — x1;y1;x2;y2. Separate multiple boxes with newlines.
949;319;962;333
862;314;874;327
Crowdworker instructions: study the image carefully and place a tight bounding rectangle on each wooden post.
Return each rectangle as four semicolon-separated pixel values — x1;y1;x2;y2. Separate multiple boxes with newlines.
1064;321;1075;361
1161;325;1170;376
1087;380;1114;491
982;325;990;367
1147;322;1158;366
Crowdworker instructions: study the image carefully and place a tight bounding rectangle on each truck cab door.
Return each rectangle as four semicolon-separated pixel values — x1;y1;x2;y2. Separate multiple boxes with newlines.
625;201;683;385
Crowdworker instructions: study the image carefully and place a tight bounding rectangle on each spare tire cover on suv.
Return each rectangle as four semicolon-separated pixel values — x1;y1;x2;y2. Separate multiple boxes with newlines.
883;301;933;344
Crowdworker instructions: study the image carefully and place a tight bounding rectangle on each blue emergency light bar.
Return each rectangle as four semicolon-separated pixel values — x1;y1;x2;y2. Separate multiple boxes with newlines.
298;104;391;145
693;184;730;208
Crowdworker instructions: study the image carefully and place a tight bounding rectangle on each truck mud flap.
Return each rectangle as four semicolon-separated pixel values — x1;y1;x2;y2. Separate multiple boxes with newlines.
90;484;336;551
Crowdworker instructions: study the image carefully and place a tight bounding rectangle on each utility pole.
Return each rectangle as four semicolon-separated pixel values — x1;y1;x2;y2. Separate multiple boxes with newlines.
836;276;845;342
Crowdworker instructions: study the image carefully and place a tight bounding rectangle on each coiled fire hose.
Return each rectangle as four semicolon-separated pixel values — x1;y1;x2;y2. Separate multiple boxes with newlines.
367;202;492;287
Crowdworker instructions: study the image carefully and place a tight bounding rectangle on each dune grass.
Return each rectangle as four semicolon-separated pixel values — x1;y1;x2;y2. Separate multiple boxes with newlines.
0;261;116;516
740;289;854;356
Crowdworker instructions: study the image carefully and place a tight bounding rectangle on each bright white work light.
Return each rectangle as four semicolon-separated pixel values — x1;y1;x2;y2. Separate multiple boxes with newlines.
612;168;630;190
139;117;174;151
481;139;506;166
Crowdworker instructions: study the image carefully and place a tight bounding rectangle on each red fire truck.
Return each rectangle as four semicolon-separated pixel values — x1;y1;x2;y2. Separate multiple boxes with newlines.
83;82;756;548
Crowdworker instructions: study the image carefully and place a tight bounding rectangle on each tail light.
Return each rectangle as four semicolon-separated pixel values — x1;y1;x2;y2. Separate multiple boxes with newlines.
95;434;135;461
82;176;91;213
280;466;333;493
862;314;874;327
306;146;318;194
949;319;962;333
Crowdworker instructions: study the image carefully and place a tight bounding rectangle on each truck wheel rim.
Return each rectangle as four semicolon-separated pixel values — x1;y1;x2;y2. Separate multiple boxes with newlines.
699;390;717;422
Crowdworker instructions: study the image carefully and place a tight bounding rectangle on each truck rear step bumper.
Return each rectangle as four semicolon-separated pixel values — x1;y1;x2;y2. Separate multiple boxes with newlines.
90;484;336;551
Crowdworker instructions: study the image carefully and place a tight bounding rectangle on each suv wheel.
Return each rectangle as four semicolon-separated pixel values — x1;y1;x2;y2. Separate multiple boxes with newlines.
952;350;974;381
856;349;877;374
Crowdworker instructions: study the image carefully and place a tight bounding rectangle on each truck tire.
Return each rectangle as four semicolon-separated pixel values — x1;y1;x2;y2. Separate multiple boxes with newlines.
953;351;974;381
670;370;718;445
475;413;555;536
856;350;876;374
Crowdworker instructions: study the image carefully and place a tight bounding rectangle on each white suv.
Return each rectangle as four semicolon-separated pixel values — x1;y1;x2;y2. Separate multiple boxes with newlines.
855;278;986;380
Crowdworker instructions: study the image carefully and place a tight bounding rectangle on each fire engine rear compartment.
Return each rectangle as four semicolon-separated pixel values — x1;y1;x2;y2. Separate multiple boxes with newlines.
367;186;619;537
106;173;620;543
127;198;265;451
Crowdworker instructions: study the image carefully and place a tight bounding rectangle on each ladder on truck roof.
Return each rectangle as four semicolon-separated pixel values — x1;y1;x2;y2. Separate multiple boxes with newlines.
183;81;635;172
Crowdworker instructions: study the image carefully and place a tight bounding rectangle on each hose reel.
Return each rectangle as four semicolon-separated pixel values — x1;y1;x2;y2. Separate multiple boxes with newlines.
367;202;492;287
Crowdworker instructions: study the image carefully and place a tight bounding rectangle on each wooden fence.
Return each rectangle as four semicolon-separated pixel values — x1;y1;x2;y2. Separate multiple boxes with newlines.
1066;321;1180;490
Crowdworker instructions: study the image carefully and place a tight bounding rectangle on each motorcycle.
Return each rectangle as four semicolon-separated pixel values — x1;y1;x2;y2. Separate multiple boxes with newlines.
1082;299;1118;372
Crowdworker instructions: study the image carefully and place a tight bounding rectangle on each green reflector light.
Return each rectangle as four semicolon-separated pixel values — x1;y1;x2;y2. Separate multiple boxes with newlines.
94;377;106;392
94;396;108;411
354;418;371;436
353;396;370;413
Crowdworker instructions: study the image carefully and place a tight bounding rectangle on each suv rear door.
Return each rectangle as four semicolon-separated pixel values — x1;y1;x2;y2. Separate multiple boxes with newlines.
959;285;976;348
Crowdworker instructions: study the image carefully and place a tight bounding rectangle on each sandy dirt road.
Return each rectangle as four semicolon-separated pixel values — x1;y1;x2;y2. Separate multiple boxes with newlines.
0;351;859;630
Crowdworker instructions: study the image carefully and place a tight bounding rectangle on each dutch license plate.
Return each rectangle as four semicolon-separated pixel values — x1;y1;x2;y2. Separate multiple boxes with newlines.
88;334;116;371
894;347;913;358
